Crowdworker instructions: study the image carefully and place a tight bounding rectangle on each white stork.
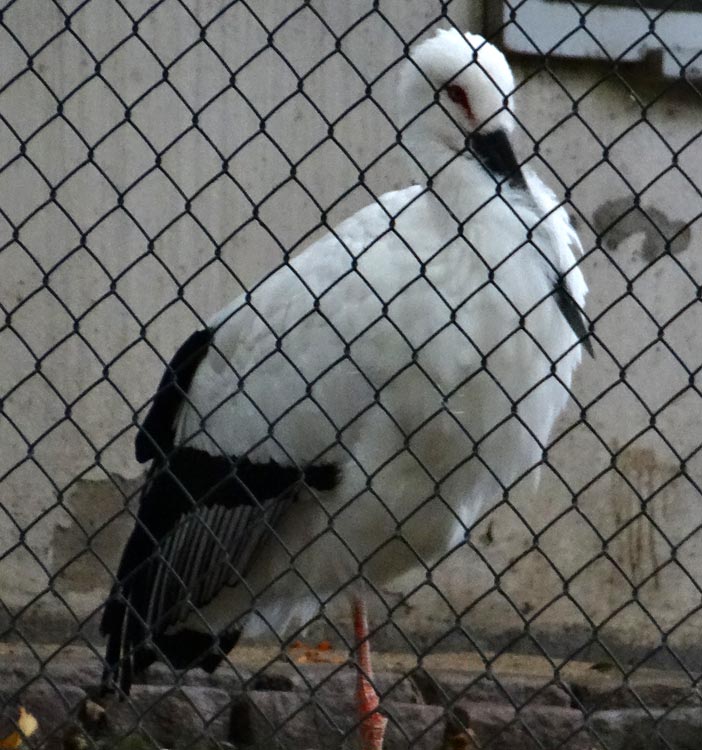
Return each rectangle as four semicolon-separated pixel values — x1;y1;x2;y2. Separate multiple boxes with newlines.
102;28;591;750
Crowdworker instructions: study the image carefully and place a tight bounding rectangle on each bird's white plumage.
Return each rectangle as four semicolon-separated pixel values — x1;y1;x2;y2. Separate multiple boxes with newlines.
169;28;588;639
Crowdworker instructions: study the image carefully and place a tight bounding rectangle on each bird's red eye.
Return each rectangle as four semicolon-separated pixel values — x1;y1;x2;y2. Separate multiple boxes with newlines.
445;84;473;120
446;85;464;104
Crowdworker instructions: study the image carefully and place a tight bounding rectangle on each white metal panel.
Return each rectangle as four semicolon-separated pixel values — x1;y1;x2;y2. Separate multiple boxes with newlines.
499;1;702;78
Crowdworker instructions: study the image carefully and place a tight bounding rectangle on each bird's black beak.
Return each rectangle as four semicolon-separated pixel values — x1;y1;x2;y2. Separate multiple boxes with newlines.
468;129;526;189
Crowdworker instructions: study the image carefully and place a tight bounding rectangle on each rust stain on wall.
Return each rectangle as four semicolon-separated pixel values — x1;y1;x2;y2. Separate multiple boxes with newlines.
609;446;677;589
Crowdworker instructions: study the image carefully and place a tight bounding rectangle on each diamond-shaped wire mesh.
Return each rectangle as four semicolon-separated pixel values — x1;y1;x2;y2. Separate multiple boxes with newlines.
1;0;701;748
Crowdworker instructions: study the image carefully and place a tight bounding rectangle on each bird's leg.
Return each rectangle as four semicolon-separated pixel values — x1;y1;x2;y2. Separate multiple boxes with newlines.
353;596;388;750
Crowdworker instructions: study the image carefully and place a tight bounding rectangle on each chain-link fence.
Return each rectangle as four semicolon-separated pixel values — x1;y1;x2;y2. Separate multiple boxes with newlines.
1;0;701;748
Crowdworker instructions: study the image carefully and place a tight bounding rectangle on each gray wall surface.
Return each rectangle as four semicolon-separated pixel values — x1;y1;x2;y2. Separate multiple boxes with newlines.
1;1;701;669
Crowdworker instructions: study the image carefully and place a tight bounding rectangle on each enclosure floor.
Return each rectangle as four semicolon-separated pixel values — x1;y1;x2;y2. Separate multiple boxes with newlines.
2;637;694;692
3;640;699;749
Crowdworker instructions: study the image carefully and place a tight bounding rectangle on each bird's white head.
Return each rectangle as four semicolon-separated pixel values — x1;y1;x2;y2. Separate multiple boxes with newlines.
400;28;517;175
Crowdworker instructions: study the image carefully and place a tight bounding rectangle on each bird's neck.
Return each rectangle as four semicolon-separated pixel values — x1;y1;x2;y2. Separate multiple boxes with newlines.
409;139;502;220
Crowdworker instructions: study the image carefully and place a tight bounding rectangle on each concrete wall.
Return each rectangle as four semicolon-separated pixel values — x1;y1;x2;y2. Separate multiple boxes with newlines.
1;1;701;669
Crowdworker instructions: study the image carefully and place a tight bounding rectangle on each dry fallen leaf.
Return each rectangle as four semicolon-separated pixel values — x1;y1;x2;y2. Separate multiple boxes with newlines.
288;639;343;663
0;707;38;749
296;648;345;665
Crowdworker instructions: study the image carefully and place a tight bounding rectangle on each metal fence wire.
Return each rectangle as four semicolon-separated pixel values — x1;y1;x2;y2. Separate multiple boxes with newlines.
1;0;702;748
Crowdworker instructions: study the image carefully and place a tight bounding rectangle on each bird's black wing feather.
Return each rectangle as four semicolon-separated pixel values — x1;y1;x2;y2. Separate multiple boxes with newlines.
553;275;594;357
101;447;338;693
135;328;212;463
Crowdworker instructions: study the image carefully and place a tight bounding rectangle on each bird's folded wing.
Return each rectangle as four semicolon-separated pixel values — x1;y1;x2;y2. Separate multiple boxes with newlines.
101;450;304;689
141;473;294;628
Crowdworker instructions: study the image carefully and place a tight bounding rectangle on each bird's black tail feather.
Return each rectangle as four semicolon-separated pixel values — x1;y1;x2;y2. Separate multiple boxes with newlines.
100;467;172;694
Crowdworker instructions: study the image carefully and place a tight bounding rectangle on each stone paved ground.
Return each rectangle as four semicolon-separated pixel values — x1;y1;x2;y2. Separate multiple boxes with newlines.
1;643;700;749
